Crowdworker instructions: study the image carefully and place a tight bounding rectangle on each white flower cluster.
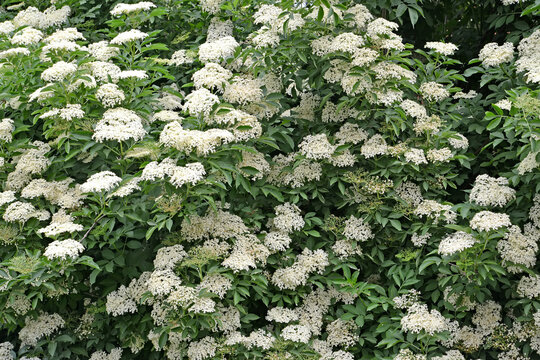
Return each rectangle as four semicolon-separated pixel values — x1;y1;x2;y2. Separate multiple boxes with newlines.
361;134;387;158
425;41;458;56
106;273;150;316
419;82;450;102
472;300;501;333
148;268;182;296
469;211;512;232
160;122;234;155
119;70;147;80
479;42;514;67
0;342;15;360
187;336;218;360
44;239;85;260
343;215;373;242
181;208;248;241
448;133;469;150
110;2;156;16
414;200;457;224
199;273;232;299
0;47;30;59
0;190;16;207
426;148;453;163
6;141;51;191
80;171;122;193
109;177;141;198
321;102;358;123
394;349;426;360
40;104;85;121
395;182;423;206
192;62;232;92
223;75;263;105
89;348;123;360
284;92;320;121
12;5;70;29
516;29;540;84
19;312;65;347
438;231;476;256
517;274;540;299
298;134;336;160
84;61;120;83
0;118;14;142
110;29;148;45
263;231;292;253
21;178;84;209
326;319;359;347
518;151;540;175
273;203;305;233
345;4;373;29
154;245;187;270
411;232;431;247
224;329;275;350
11;27;44;46
207;18;233;41
272;248;329;290
530;195;540;227
200;0;224;14
266;307;299;323
141;157;206;188
413;115;444;135
404;148;427;165
88;41;118;61
0;20;15;34
313;340;356;360
329;150;357;167
400;99;427;120
151;110;182;123
431;350;465;360
96;83;125;107
43;27;85;43
183;88;220;117
38;209;83;237
393;289;421;309
497;225;538;273
168;49;196;66
41;61;77;82
366;18;404;50
469;174;516;207
222;234;270;272
400;303;448;335
198;36;238;63
3;201;49;223
93;107;146;142
281;324;312;343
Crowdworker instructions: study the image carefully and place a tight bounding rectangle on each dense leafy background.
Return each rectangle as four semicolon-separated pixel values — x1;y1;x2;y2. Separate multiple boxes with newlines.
0;0;539;359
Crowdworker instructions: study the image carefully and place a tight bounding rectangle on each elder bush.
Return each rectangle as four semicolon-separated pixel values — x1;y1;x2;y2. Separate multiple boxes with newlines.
0;0;539;359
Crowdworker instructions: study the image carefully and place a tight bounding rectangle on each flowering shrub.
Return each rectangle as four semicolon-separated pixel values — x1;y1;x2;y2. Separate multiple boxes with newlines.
0;0;539;359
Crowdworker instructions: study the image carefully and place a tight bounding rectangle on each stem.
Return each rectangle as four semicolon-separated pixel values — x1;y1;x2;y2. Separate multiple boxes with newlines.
80;213;105;243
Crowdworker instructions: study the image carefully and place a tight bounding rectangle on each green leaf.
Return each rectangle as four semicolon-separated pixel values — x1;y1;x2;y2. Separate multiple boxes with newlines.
419;256;441;274
158;332;168;349
126;240;142;249
389;219;402;231
486;117;502;131
48;341;57;357
396;4;407;18
408;8;419;27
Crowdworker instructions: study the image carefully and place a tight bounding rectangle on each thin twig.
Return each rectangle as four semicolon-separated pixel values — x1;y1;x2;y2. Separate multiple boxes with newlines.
80;214;105;242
